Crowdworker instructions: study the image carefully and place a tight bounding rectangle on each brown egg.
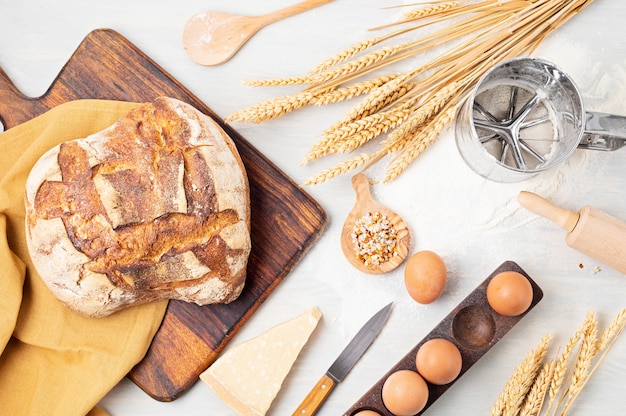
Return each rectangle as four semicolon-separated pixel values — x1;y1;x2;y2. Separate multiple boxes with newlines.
381;369;429;416
415;338;463;385
353;411;381;416
486;271;533;316
404;250;447;304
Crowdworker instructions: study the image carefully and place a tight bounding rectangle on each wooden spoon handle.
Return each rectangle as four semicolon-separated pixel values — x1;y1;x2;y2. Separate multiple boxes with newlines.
262;0;334;25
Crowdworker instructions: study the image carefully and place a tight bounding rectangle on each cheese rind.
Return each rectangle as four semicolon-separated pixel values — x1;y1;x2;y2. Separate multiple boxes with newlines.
200;307;322;416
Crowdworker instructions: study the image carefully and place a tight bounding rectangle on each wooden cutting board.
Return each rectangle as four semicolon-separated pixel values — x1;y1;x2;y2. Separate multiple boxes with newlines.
0;28;327;402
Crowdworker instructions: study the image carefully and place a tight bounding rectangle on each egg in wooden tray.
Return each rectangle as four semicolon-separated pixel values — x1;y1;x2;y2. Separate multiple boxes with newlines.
344;261;543;416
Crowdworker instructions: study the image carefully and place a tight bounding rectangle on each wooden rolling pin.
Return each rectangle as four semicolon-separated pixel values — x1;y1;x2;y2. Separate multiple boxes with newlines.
518;191;626;275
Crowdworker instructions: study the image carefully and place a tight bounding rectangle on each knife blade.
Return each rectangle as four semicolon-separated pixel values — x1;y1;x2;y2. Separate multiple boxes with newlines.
291;302;393;416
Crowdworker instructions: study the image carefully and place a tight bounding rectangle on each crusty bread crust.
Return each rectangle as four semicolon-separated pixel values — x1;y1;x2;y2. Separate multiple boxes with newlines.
24;97;251;317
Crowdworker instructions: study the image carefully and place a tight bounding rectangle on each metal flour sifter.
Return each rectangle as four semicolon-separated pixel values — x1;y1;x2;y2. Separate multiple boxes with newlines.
455;57;626;182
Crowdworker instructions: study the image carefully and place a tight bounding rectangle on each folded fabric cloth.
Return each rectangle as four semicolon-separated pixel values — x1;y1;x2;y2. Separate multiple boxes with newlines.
0;100;169;416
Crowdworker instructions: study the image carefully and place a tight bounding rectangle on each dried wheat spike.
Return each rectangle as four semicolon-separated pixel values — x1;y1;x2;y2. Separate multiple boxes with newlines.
384;106;455;182
301;111;394;164
312;43;404;84
302;87;418;165
597;308;626;352
302;153;374;186
329;102;417;147
226;89;324;123
308;36;386;75
560;314;599;413
557;308;626;416
490;333;551;416
383;81;460;145
557;308;626;415
504;334;551;416
310;74;403;106
329;107;416;155
403;1;461;20
243;75;316;87
545;309;595;413
519;360;555;416
339;74;413;126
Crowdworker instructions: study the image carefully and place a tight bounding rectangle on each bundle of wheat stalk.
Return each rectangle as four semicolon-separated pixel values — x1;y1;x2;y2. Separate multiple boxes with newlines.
491;308;626;416
227;0;596;185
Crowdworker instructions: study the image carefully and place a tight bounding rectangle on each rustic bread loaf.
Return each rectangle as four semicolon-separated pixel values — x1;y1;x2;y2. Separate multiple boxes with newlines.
24;97;251;318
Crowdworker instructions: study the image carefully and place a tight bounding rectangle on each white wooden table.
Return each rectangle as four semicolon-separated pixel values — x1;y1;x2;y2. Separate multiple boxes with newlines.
2;1;625;415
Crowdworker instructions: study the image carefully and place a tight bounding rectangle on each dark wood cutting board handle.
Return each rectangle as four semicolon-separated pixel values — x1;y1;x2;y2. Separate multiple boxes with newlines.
0;66;49;130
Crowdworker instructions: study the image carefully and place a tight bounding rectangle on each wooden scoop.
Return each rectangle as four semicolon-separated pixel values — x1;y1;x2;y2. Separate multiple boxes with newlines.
182;0;333;66
341;173;411;274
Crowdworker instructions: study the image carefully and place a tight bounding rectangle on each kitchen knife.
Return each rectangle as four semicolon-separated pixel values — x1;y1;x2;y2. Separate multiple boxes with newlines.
292;302;393;416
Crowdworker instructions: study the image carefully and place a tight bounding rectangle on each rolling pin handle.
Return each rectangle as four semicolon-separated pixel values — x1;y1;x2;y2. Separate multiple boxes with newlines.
517;191;580;232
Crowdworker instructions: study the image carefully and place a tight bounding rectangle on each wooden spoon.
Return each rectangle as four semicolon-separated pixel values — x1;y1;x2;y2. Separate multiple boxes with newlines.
183;0;334;66
341;173;411;274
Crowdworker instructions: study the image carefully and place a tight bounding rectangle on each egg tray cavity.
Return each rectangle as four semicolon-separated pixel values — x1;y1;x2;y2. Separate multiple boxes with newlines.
344;260;543;416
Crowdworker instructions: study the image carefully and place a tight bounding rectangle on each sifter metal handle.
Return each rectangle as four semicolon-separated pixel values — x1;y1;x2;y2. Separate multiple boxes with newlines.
579;111;626;151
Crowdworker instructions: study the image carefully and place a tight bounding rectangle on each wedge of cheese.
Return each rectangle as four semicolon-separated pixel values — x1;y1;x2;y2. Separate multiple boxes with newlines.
200;307;322;416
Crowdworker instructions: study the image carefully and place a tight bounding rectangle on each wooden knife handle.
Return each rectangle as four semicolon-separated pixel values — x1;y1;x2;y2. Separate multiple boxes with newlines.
292;373;337;416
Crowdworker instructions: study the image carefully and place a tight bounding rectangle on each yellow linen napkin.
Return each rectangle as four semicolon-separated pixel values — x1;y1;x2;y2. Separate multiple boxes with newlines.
0;100;169;416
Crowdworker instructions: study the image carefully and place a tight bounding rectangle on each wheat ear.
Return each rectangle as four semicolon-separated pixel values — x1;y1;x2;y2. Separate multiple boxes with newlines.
493;308;625;416
310;80;415;158
490;333;551;416
545;309;595;416
383;106;455;182
308;36;387;75
504;334;551;416
243;75;316;87
402;1;462;20
314;89;424;155
307;44;401;86
338;74;415;126
519;360;556;416
309;105;415;162
301;84;419;164
597;308;626;352
226;89;326;123
309;74;404;106
561;313;599;408
301;152;377;186
382;81;461;147
558;309;626;415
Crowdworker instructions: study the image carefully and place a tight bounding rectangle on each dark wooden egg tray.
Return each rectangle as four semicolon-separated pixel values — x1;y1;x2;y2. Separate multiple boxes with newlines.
343;260;543;416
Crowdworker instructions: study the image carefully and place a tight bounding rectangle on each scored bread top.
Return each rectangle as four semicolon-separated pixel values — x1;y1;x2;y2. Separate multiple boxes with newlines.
25;97;251;317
